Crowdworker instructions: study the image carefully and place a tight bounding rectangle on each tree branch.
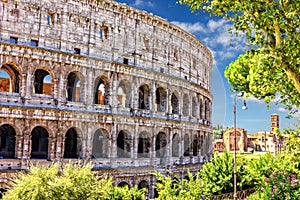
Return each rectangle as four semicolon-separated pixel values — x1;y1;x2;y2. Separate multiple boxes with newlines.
285;68;300;95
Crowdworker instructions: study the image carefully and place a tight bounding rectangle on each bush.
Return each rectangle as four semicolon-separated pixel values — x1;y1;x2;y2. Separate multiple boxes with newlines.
248;171;300;200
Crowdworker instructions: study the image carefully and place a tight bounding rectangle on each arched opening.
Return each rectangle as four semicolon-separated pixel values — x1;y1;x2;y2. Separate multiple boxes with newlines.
138;180;149;192
0;124;16;158
138;131;150;158
118;182;129;188
31;126;49;159
199;99;203;119
172;133;180;157
155;87;167;112
138;84;150;110
92;129;109;158
192;96;197;117
64;128;79;158
183;134;190;157
117;130;131;158
94;77;109;105
66;72;81;102
155;132;167;158
33;69;53;95
182;94;189;116
171;92;179;114
0;63;20;93
193;135;198;156
117;80;131;108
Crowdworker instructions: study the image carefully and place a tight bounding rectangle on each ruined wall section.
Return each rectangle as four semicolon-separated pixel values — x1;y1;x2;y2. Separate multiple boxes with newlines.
0;0;212;90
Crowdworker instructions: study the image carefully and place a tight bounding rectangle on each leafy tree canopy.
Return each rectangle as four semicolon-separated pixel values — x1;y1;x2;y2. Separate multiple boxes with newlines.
179;0;300;111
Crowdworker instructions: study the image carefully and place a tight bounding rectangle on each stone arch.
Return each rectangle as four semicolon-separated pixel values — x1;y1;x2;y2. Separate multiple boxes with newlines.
91;128;109;158
183;134;190;157
66;71;84;102
138;84;150;110
155;132;167;158
0;124;16;158
64;128;81;158
138;180;149;192
33;68;54;95
155;87;167;112
94;76;109;105
31;126;49;159
117;130;131;158
172;133;180;157
138;131;150;158
192;96;198;117
171;91;179;114
193;134;199;156
117;80;131;108
0;63;21;93
118;181;129;188
182;93;189;116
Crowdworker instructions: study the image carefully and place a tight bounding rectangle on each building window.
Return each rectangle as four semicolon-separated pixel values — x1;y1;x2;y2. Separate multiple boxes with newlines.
30;39;38;47
47;12;54;25
9;37;18;44
74;48;81;55
123;58;128;65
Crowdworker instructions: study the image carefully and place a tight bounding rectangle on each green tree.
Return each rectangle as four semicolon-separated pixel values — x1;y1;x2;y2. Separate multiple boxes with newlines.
179;0;300;110
2;162;146;200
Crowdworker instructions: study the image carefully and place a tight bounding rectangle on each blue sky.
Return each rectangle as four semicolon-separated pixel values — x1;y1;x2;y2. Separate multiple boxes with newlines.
115;0;299;133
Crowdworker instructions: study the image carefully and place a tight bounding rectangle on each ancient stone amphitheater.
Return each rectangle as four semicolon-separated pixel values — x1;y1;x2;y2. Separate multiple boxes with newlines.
0;0;213;197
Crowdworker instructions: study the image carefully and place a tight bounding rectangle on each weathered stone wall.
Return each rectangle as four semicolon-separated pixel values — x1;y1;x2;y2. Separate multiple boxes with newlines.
0;0;213;197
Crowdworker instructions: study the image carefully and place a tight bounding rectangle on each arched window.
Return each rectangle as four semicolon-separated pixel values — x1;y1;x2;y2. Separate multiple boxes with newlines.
118;182;129;188
138;84;150;110
64;128;78;158
138;180;149;192
92;129;109;158
94;77;109;105
172;133;180;157
31;126;49;159
66;72;81;102
155;132;167;158
183;134;190;157
33;69;53;94
117;80;131;108
171;92;179;114
117;130;131;158
155;87;167;112
193;135;199;156
138;131;150;158
0;63;20;93
182;94;189;116
0;124;16;158
199;99;203;119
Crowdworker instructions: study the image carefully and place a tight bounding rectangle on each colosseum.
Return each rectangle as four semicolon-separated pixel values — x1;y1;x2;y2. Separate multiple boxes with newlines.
0;0;213;197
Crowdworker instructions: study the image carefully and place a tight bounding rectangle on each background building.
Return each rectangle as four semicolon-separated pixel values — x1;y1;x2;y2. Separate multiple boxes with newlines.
0;0;213;197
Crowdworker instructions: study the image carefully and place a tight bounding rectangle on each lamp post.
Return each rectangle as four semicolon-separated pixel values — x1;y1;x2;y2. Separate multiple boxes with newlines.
233;92;247;200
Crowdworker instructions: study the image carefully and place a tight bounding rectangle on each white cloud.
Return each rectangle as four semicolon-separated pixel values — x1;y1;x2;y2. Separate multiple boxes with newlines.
132;0;154;8
207;18;228;32
171;21;207;34
278;107;300;118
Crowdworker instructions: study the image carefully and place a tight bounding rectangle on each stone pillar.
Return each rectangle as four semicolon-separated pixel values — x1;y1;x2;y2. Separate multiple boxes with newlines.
151;81;156;112
110;123;117;168
49;137;56;160
110;72;118;110
53;78;59;100
168;128;173;165
151;125;156;167
20;73;26;97
133;123;139;166
15;134;23;159
85;70;93;105
131;79;138;110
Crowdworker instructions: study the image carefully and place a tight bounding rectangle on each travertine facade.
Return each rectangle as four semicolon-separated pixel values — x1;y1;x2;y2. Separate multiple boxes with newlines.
0;0;213;197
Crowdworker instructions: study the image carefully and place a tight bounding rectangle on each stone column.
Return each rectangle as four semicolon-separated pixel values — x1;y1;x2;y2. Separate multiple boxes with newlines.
151;81;156;112
49;137;56;160
110;123;117;168
168;128;173;166
110;72;118;110
133;123;139;167
151;125;156;167
20;73;27;97
15;134;23;159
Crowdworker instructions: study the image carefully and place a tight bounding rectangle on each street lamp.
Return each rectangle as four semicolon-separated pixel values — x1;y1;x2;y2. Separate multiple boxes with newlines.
233;92;247;200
